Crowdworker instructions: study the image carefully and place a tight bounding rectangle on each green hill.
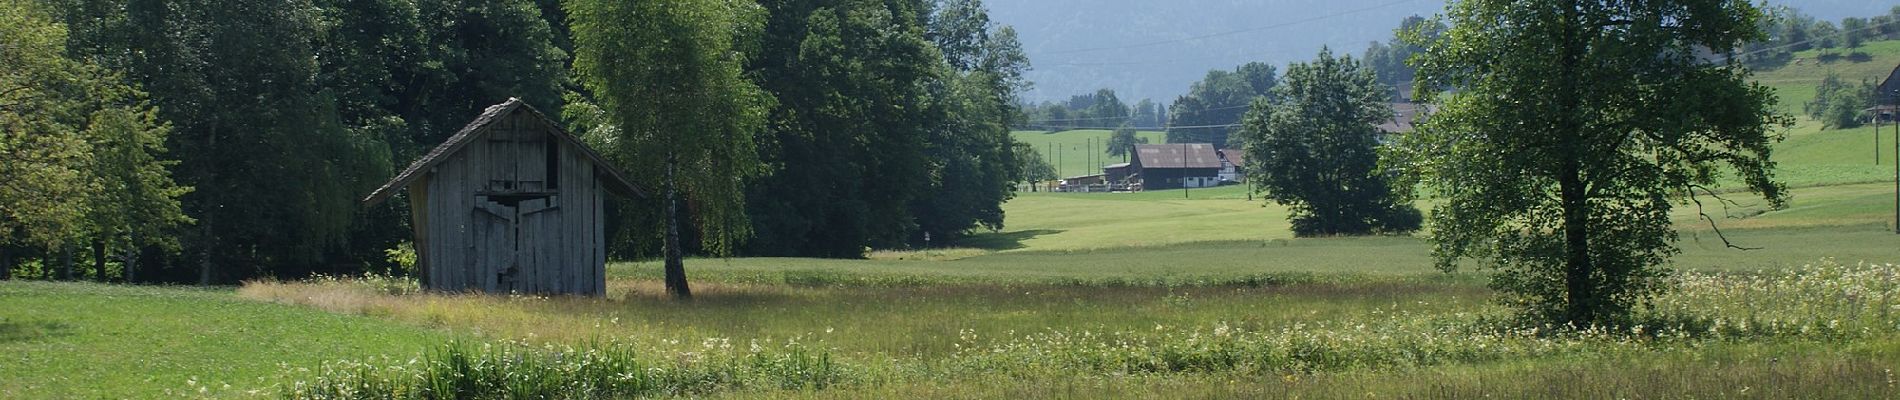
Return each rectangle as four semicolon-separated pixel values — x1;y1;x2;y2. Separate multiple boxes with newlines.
1749;40;1900;187
1011;129;1167;179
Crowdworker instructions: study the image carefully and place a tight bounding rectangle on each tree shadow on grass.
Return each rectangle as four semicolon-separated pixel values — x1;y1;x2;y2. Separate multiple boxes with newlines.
0;318;72;343
951;229;1064;251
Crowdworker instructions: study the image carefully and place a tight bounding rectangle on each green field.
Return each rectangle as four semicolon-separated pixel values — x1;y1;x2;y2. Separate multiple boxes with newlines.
1011;129;1167;179
9;40;1900;399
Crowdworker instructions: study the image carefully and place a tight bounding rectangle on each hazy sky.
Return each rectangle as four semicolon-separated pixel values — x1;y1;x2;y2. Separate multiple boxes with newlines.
986;0;1893;105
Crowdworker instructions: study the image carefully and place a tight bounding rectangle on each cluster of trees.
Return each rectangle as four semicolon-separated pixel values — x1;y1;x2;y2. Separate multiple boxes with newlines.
1;1;190;282
1361;16;1445;101
1165;62;1277;147
1739;6;1900;68
1805;73;1878;130
2;0;1032;287
1019;89;1161;131
6;0;571;283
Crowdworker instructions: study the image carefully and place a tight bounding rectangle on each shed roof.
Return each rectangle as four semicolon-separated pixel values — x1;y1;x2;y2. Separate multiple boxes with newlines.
362;98;645;205
1135;143;1222;169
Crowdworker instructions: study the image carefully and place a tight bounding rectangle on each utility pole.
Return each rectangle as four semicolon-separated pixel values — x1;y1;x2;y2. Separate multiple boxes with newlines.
1183;142;1190;199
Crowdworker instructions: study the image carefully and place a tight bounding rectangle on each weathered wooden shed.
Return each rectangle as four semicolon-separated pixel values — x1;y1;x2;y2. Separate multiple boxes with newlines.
363;98;643;296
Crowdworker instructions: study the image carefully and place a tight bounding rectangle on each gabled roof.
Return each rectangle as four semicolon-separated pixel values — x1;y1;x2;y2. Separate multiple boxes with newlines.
1135;143;1222;169
1218;150;1245;167
1880;64;1900;105
1377;102;1430;134
362;98;645;205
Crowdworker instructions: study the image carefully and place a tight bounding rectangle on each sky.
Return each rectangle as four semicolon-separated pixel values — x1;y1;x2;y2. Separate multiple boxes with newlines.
985;0;1895;104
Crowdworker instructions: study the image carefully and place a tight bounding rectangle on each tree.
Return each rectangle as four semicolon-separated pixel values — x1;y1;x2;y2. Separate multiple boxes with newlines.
568;0;771;299
1394;0;1789;326
1842;17;1867;49
1014;140;1055;191
1131;98;1161;128
913;0;1030;245
1240;48;1418;237
1;1;94;278
1106;125;1147;158
1167;67;1264;146
3;0;190;282
1805;73;1872;130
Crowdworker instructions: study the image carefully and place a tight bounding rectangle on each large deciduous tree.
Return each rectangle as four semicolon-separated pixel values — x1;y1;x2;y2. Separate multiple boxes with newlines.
2;0;189;281
1241;48;1419;237
567;0;771;299
1394;0;1789;325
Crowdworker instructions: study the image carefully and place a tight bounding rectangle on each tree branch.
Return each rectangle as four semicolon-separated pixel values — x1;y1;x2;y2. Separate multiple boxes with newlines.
1687;185;1759;251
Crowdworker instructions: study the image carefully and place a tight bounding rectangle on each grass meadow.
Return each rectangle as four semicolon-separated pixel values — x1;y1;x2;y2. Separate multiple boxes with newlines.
7;39;1900;400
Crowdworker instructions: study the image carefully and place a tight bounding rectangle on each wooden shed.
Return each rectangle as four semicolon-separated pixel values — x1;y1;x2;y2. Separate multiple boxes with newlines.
363;98;643;296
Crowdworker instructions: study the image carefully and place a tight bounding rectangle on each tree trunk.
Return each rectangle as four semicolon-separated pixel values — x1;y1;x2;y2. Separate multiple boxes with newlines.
92;240;107;283
124;248;139;284
662;154;692;299
1;246;11;280
199;213;214;286
59;244;74;281
1556;0;1596;326
1559;160;1595;325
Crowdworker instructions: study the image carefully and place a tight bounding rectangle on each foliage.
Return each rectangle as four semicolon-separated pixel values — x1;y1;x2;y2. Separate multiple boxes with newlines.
912;1;1030;245
1013;140;1057;188
1105;125;1148;157
741;0;1027;256
1804;73;1873;130
740;0;939;257
1361;15;1446;100
1239;48;1419;237
567;0;772;297
0;0;189;281
0;1;97;250
1394;0;1790;325
1167;62;1275;147
1021;88;1130;131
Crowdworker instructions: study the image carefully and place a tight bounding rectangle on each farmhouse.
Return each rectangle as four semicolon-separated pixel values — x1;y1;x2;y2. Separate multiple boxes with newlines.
1132;143;1222;189
1378;102;1428;134
1216;149;1245;183
1878;64;1900;123
363;98;644;296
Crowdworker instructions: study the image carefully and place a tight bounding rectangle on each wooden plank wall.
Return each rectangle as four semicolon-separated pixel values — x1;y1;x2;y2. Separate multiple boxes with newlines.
418;109;609;296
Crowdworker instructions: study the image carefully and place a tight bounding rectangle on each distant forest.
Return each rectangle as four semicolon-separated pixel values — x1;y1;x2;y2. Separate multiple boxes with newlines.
1020;5;1900;145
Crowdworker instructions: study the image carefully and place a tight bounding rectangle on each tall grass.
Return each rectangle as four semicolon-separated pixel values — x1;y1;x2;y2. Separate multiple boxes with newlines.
272;260;1900;399
282;338;851;399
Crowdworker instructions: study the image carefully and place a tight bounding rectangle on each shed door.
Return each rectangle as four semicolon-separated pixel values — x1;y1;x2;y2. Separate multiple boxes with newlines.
473;195;558;293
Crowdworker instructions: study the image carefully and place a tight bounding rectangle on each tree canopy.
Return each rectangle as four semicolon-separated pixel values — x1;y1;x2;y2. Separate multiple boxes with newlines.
1240;48;1419;237
1394;0;1790;325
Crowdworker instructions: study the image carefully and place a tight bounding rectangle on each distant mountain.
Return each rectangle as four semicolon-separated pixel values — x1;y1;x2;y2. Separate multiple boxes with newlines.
986;0;1893;105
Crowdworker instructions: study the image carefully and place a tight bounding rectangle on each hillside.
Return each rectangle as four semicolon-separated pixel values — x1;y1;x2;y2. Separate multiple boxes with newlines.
1010;129;1167;179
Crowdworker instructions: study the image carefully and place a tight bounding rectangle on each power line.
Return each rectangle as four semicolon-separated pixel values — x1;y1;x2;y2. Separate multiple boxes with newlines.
1043;0;1418;56
1019;103;1255;125
1723;17;1900;62
1016;123;1242;131
1047;9;1900;69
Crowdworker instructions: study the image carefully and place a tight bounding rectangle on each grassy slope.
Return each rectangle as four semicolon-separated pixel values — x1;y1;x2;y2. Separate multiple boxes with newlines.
0;282;449;398
1010;130;1167;179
